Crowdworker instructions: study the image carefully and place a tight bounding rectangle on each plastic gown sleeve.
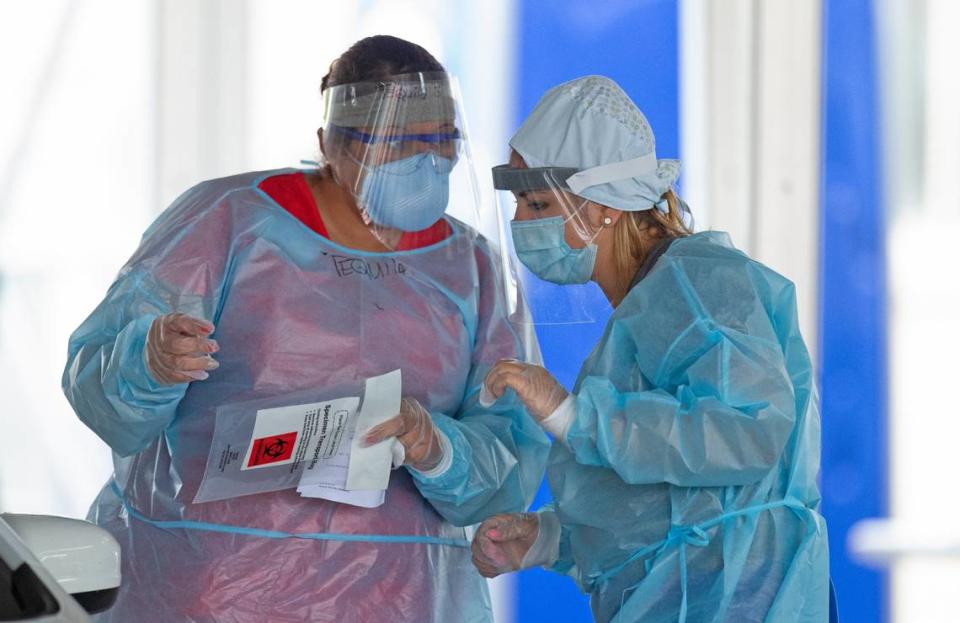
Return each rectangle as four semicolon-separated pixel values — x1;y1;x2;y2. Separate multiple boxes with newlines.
409;248;550;526
62;185;231;457
566;257;797;487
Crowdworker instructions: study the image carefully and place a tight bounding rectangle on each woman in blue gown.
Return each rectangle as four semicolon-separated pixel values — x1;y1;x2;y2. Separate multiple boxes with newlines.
472;75;829;622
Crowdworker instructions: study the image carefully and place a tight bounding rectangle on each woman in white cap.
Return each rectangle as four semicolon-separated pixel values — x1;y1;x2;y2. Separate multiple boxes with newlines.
471;76;829;622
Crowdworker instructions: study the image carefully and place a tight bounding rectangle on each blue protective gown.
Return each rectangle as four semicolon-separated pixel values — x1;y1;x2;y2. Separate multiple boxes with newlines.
62;169;549;623
547;231;828;622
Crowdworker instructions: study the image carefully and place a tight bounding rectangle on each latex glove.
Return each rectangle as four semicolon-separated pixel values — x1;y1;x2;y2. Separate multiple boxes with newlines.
472;511;562;578
482;359;569;422
364;397;446;473
145;313;219;385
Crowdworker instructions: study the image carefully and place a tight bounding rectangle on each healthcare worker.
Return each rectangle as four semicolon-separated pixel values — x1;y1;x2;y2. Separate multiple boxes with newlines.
471;76;829;622
62;35;548;622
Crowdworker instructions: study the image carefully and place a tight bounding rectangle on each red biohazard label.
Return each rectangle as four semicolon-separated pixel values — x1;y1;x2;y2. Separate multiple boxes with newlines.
247;432;298;467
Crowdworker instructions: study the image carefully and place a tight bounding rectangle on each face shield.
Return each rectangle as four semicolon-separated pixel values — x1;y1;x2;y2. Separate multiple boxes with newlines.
492;165;600;238
321;72;486;252
492;164;611;325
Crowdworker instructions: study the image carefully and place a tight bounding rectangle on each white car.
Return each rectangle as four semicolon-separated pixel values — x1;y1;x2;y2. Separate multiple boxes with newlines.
0;513;120;622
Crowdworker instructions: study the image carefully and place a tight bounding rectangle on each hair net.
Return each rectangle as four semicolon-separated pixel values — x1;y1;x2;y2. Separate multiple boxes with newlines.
509;75;679;213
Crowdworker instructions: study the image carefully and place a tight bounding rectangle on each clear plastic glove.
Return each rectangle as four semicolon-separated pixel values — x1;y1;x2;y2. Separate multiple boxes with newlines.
478;381;497;408
482;359;569;422
472;511;562;578
145;313;219;385
471;512;540;578
363;397;445;473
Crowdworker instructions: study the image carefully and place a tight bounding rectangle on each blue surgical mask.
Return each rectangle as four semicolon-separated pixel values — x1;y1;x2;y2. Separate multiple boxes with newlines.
511;216;597;285
358;152;453;232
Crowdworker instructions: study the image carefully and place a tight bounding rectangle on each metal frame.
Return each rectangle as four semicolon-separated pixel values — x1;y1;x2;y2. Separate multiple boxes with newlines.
680;0;822;358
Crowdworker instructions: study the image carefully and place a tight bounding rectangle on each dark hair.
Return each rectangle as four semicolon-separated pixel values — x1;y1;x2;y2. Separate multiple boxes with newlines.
320;35;445;92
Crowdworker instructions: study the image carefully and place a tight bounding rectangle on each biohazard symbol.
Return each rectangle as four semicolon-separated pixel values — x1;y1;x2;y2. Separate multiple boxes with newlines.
247;431;298;467
263;438;288;458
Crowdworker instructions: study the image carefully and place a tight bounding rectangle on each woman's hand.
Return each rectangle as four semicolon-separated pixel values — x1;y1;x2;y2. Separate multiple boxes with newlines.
471;513;540;578
483;359;568;421
145;313;219;385
364;397;444;472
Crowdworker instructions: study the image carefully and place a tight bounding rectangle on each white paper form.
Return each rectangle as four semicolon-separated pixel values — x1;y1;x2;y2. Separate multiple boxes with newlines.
296;369;402;507
348;369;402;490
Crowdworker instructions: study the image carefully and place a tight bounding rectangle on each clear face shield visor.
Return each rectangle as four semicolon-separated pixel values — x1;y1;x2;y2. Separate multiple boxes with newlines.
492;164;611;325
321;72;485;252
493;165;603;242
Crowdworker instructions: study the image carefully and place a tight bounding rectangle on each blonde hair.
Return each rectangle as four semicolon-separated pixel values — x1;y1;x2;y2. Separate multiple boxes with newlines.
611;189;693;293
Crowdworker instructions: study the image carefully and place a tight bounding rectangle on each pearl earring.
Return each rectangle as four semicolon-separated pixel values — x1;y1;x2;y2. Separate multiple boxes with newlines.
603;217;613;226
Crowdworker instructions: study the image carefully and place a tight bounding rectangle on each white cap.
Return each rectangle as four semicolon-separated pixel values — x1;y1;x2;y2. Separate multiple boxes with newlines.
510;75;679;213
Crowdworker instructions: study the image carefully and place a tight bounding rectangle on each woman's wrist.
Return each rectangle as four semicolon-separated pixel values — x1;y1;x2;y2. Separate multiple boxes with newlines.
408;428;453;477
521;509;561;568
539;395;576;444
